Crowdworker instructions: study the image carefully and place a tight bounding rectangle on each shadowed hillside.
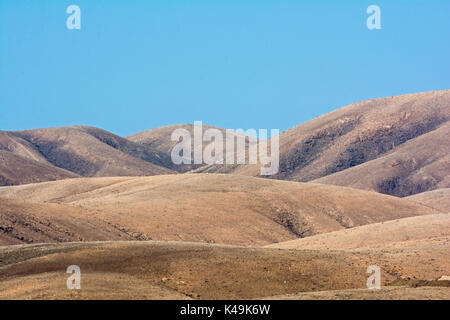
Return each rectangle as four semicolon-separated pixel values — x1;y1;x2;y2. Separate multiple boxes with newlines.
0;150;79;186
313;122;450;196
2;90;448;196
0;126;173;185
0;174;437;246
201;90;450;197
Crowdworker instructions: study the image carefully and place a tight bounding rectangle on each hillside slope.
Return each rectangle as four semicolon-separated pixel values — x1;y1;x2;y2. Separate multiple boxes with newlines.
0;126;173;185
266;213;450;250
313;123;450;196
200;90;450;197
0;240;448;299
275;90;449;185
405;188;450;212
0;198;137;245
0;150;79;186
3;90;448;195
128;124;256;173
0;174;437;246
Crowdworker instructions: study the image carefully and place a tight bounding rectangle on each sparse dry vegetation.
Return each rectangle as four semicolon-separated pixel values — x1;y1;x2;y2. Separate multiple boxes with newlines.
1;90;449;299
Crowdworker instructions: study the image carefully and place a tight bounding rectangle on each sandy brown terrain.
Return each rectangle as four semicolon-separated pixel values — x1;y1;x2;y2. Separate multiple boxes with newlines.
0;174;437;246
406;188;450;212
262;286;450;300
264;213;450;298
0;126;173;186
0;271;192;300
313;123;450;197
0;241;448;300
128;124;256;173
0;198;138;245
2;90;449;197
0;150;79;186
266;213;450;250
1;90;449;300
197;90;450;197
1;174;447;300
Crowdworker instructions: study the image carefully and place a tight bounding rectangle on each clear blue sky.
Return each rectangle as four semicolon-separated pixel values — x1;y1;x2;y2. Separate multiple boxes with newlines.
1;0;449;136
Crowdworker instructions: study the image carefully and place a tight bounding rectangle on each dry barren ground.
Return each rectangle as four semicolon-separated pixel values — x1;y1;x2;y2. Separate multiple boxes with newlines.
195;90;450;196
266;213;450;250
0;174;447;299
262;286;450;300
406;188;450;212
0;126;173;186
0;241;448;300
0;174;437;246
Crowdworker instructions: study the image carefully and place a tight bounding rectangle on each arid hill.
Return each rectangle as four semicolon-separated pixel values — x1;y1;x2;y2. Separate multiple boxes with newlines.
199;90;450;197
0;174;437;246
276;90;449;188
405;188;450;212
127;124;255;173
2;90;448;195
0;197;139;245
0;240;448;299
0;150;79;186
261;287;450;300
313;122;450;196
0;126;173;185
266;213;450;250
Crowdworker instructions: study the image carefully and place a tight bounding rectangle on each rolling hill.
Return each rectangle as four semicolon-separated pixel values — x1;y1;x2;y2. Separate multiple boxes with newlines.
313;122;450;196
0;126;174;186
198;90;450;197
405;188;450;212
275;90;449;188
266;213;450;250
127;124;256;173
1;90;449;300
0;150;79;186
0;240;448;299
2;90;448;197
0;174;438;246
0;197;140;245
